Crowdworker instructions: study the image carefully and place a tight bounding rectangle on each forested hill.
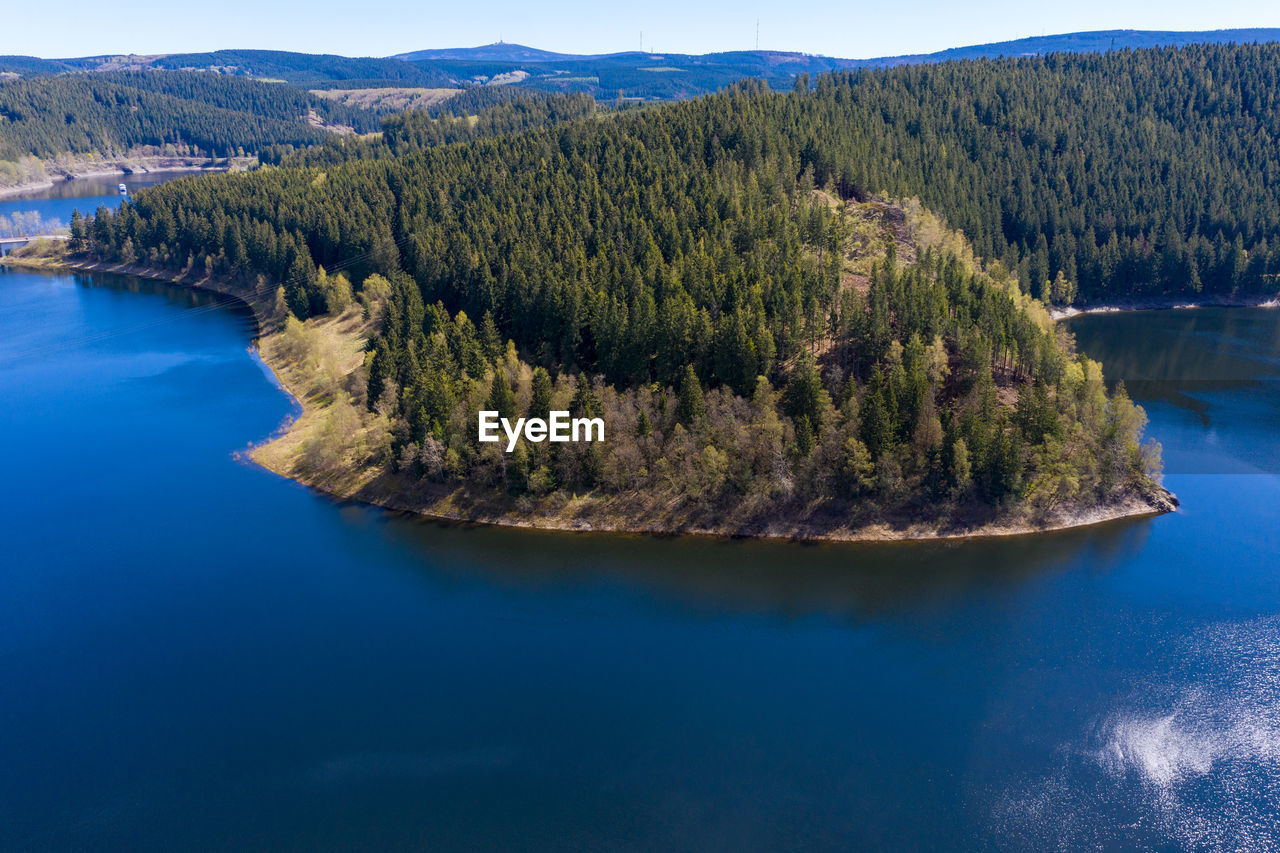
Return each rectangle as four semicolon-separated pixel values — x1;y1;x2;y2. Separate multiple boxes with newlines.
80;59;1175;533
261;91;600;167
806;44;1280;302
7;28;1277;103
394;29;1280;66
90;43;1280;305
300;41;1280;306
0;71;378;165
0;50;456;88
853;28;1280;65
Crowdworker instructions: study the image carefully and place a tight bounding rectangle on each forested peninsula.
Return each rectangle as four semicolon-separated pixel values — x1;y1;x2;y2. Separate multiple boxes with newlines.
73;45;1280;539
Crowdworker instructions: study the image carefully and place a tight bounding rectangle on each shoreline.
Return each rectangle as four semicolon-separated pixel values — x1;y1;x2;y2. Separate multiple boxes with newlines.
0;158;243;200
1051;293;1280;320
8;252;1179;545
279;476;1173;545
9;255;271;338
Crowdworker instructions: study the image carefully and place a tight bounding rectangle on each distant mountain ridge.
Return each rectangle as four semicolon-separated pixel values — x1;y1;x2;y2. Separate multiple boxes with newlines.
857;28;1280;65
394;29;1280;98
4;29;1280;102
394;28;1280;66
398;43;595;62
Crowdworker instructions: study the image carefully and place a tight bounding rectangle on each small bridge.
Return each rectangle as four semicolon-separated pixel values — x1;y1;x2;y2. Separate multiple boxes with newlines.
0;235;68;256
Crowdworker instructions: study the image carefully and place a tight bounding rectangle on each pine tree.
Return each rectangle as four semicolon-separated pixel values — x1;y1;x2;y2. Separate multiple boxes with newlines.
285;251;315;319
859;369;894;459
948;437;971;498
69;210;86;250
783;350;827;431
571;374;599;418
676;364;705;425
487;371;517;422
794;415;815;458
480;310;503;364
528;367;554;416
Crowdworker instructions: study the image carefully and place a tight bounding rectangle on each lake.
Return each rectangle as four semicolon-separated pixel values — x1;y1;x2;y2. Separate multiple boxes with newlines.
0;171;213;236
2;259;1279;846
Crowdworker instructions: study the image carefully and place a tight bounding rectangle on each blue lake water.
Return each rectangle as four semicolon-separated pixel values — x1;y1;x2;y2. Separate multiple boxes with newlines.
2;252;1279;847
0;171;210;234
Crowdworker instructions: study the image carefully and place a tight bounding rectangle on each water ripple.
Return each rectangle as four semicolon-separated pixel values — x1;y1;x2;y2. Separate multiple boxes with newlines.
994;616;1280;851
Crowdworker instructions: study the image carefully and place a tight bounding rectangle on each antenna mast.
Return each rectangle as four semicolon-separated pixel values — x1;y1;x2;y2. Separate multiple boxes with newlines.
756;19;760;50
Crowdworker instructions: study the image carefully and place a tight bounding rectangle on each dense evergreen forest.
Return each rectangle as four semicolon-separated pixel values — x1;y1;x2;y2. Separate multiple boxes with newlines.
261;91;600;167
0;50;458;88
807;44;1280;302
79;51;1196;528
251;43;1280;305
144;50;457;88
0;71;377;163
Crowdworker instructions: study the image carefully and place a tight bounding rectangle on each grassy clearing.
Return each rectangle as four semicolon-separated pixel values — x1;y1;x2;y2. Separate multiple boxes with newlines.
250;307;388;493
1;238;70;267
309;87;462;113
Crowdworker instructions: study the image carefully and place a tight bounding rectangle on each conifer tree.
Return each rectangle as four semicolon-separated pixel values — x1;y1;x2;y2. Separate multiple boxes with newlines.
676;365;705;426
528;367;554;417
487;371;518;422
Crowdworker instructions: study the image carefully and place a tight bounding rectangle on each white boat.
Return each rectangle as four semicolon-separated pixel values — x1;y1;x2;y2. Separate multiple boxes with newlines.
118;183;128;195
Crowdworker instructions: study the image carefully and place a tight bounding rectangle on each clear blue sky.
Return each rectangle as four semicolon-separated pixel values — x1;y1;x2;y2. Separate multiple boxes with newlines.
5;0;1280;60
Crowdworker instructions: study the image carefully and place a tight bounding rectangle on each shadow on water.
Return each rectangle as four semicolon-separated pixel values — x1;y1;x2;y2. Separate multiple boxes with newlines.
71;269;254;316
1070;307;1280;474
1124;378;1265;427
1;265;253;321
1067;307;1280;384
364;505;1158;622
